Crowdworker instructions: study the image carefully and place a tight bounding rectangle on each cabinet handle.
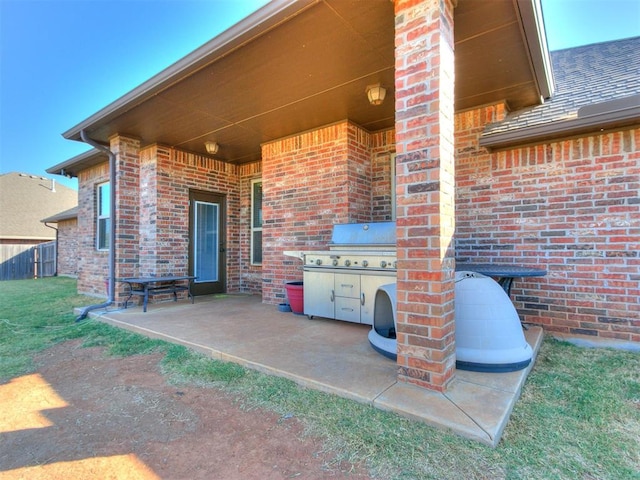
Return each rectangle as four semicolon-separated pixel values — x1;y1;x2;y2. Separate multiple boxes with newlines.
341;308;354;312
330;290;334;302
361;292;365;306
341;284;354;288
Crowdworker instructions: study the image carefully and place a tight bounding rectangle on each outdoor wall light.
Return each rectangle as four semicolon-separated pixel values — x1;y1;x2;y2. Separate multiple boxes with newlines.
205;141;219;155
366;84;387;106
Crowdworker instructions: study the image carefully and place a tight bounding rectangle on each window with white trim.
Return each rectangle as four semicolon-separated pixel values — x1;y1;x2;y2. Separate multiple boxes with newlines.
251;180;263;265
97;182;110;251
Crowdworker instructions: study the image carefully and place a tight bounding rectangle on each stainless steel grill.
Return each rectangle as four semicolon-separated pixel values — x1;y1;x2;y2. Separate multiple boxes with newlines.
285;222;397;324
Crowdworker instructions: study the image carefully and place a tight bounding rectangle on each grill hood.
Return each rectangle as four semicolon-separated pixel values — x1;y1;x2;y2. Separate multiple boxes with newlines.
329;221;396;247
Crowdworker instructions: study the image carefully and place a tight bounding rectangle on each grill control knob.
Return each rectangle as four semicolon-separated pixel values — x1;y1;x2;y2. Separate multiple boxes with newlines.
344;259;351;267
393;261;397;269
362;260;368;267
315;258;322;265
332;259;339;267
380;260;387;268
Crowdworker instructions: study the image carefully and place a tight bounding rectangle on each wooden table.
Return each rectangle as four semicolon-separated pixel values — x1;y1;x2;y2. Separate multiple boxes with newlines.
121;275;196;312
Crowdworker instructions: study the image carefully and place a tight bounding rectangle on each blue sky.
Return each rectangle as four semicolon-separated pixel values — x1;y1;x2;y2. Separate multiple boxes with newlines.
1;0;638;190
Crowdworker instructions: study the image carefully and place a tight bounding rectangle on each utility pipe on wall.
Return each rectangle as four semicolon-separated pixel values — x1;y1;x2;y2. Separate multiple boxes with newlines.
76;130;116;321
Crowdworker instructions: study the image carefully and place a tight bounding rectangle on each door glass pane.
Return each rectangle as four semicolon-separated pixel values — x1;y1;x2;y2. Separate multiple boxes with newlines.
194;201;218;283
252;230;262;264
252;181;262;227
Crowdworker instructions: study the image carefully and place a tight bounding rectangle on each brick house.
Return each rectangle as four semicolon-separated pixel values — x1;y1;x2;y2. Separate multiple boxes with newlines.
0;172;77;246
41;206;80;277
1;172;78;279
47;1;639;392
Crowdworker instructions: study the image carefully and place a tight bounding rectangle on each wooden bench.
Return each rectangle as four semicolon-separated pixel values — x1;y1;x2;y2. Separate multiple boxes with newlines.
121;275;196;312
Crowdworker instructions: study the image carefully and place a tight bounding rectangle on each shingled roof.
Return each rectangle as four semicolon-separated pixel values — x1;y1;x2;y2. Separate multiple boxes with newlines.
480;36;640;148
0;172;78;241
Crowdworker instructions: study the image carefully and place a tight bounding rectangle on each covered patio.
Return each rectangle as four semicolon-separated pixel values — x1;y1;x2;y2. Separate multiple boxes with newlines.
89;295;543;447
46;0;559;394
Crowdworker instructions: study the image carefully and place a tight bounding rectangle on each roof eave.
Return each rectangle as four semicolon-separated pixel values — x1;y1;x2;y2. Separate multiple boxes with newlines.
479;105;640;150
0;235;56;241
46;148;108;178
42;206;79;223
515;0;555;101
62;0;318;142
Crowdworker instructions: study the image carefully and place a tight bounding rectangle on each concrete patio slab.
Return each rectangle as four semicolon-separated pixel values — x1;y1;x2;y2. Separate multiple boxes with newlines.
88;294;543;447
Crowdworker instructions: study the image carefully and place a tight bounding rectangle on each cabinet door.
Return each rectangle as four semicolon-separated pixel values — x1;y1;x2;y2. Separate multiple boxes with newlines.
303;270;334;319
334;273;360;298
360;275;396;326
335;296;361;323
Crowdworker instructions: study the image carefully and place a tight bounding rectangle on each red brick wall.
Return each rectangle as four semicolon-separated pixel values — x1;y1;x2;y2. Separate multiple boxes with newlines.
371;129;396;222
76;125;395;303
239;161;263;294
57;218;78;277
260;121;395;304
151;146;242;291
72;116;639;348
456;105;640;343
77;162;110;297
75;139;246;301
111;135;141;286
139;145;161;277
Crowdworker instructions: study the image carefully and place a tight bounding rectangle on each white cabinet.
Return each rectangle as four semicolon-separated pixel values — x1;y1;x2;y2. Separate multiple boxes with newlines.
303;269;395;325
303;270;334;319
361;275;393;325
334;273;361;322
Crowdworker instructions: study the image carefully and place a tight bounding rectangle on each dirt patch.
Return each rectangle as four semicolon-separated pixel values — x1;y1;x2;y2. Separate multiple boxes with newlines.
0;340;373;479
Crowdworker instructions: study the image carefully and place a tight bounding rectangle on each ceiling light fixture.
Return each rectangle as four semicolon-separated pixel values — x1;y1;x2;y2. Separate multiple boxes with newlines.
205;141;219;155
366;84;387;106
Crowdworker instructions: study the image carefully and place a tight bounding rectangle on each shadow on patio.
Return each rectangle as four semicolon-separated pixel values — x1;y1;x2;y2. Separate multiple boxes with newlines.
90;294;543;447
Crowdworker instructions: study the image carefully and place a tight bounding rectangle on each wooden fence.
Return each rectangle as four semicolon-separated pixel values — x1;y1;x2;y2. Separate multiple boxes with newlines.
0;241;57;281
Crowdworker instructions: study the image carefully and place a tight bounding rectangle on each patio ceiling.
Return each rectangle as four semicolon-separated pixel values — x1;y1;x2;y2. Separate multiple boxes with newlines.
56;0;551;175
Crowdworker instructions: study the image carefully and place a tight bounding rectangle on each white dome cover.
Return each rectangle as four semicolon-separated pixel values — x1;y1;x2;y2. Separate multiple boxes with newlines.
455;271;532;371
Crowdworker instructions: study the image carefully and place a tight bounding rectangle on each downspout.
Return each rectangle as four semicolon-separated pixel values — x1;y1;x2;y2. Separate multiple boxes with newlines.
43;222;59;276
76;130;116;321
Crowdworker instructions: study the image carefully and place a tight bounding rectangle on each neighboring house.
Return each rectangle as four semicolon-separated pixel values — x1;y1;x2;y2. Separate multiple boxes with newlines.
41;207;80;277
0;172;77;280
47;1;639;393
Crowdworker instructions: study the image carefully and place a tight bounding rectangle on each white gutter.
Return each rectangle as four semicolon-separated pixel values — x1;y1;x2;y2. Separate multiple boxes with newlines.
515;0;555;101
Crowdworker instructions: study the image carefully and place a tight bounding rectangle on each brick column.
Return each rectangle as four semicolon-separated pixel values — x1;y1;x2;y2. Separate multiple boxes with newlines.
109;134;140;303
394;0;456;391
139;144;159;277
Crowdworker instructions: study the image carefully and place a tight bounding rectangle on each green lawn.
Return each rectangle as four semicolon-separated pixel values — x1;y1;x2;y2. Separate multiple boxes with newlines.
1;277;638;479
